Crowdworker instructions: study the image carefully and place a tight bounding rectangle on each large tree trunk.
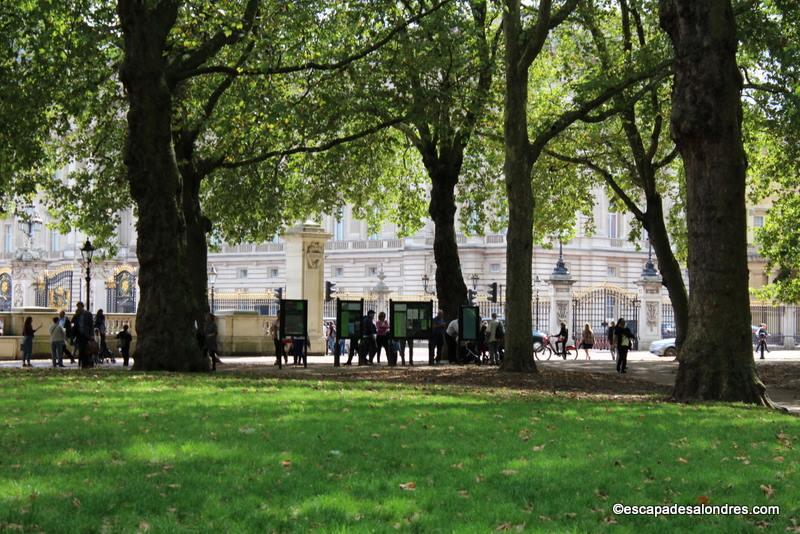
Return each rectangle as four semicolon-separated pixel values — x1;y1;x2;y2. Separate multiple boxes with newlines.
660;0;769;404
118;0;208;372
500;4;536;373
643;194;688;350
181;167;212;329
425;158;468;329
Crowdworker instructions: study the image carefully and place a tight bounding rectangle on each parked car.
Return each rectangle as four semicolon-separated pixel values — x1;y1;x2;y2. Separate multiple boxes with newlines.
649;337;677;358
532;330;548;352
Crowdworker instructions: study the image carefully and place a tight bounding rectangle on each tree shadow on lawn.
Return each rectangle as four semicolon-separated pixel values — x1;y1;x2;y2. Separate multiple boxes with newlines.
1;372;799;532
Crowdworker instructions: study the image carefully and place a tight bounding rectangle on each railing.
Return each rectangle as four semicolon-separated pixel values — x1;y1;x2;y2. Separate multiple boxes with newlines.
324;239;404;251
211;293;279;315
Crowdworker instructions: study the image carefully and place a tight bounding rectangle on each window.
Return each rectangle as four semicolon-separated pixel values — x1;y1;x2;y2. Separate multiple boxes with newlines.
607;266;618;277
334;266;344;277
366;265;378;276
335;219;344;241
607;213;619;239
3;226;12;253
753;215;764;228
237;268;248;279
490;263;501;273
50;230;60;252
269;268;279;278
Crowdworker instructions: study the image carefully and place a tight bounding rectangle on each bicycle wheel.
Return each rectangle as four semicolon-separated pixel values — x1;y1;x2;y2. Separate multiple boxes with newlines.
567;347;578;360
535;346;552;361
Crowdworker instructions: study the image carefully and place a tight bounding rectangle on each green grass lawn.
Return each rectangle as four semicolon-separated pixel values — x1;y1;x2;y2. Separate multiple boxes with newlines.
1;369;799;533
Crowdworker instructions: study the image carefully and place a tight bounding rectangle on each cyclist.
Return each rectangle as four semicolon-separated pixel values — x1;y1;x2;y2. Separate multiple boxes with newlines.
755;323;769;360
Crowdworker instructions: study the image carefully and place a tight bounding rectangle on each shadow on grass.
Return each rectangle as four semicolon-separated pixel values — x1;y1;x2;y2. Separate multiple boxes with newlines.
1;371;799;532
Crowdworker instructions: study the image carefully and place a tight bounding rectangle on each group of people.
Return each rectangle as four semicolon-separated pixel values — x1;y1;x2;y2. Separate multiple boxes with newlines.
545;319;636;373
20;303;133;368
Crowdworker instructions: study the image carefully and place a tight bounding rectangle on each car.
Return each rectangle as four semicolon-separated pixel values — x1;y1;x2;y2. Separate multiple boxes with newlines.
532;330;548;352
649;337;677;358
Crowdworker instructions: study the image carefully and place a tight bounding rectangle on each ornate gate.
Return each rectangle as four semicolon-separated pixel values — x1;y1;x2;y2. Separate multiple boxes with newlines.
572;285;640;349
0;272;11;311
35;269;74;310
107;270;137;313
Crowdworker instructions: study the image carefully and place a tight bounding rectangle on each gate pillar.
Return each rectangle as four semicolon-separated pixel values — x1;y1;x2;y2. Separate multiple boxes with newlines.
636;270;663;348
548;273;575;337
283;221;332;354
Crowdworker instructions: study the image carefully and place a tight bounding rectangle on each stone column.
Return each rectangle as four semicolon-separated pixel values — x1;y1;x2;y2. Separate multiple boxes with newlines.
548;274;575;336
547;241;575;336
636;272;663;348
782;305;796;349
283;221;332;354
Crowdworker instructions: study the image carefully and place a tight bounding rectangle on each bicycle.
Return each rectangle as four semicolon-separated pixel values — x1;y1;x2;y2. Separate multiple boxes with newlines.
534;333;577;360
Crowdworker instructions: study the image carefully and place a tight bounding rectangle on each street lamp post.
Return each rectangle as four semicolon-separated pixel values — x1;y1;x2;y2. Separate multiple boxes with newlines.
80;239;95;311
207;265;218;312
470;273;480;291
534;275;542;330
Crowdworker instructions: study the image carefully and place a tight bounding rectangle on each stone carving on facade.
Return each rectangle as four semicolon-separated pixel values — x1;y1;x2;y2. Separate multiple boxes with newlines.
306;241;323;269
556;301;569;322
647;302;658;328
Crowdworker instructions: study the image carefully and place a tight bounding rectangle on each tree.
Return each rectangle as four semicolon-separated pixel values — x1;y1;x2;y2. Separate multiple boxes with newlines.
660;0;770;404
545;0;689;350
501;0;664;372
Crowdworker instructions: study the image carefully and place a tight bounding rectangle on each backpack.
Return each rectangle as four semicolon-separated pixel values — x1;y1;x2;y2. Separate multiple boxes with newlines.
496;322;505;339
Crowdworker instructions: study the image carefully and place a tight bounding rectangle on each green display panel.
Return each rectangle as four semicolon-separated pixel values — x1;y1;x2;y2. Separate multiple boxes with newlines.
459;305;480;341
280;299;308;338
389;300;433;340
336;300;363;339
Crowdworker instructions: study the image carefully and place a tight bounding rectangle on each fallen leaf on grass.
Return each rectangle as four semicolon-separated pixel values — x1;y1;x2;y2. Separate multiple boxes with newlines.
399;482;416;491
502;469;518;476
458;490;470;498
532;444;545;452
604;516;618;525
72;498;81;509
774;456;785;463
785;518;800;532
760;484;775;499
677;457;689;464
137;521;150;532
450;463;463;470
697;495;710;505
281;460;292;468
475;475;485;483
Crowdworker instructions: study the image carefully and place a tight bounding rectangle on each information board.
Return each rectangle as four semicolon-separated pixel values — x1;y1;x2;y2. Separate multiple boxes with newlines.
280;299;308;338
459;305;480;341
336;300;363;339
389;300;433;340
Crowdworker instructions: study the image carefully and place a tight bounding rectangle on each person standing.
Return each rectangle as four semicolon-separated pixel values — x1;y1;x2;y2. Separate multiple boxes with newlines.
58;310;75;364
431;310;447;364
579;323;594;360
756;323;769;360
95;309;114;363
21;316;39;367
607;320;616;361
205;313;222;371
445;318;459;364
270;318;286;366
614;318;635;374
116;324;133;367
487;313;501;365
375;311;391;364
72;302;93;368
360;310;377;364
326;322;336;355
49;317;66;368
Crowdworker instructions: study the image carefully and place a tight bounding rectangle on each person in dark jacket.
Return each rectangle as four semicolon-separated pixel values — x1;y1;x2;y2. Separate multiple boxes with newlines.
205;313;222;371
431;310;447;364
73;302;94;368
607;320;616;361
614;317;636;374
360;310;377;364
21;316;39;367
116;324;133;367
95;309;114;363
555;322;569;358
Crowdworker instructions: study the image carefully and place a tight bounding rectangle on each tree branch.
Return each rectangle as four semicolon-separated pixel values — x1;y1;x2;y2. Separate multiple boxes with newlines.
180;0;451;80
545;149;645;221
167;0;259;85
219;116;406;170
519;0;579;69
